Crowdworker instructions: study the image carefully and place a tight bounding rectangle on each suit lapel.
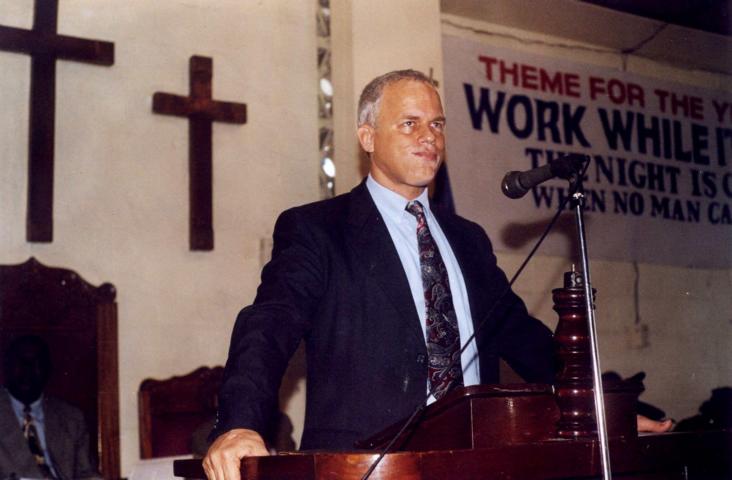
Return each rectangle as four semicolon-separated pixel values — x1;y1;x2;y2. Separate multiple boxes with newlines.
345;183;424;344
0;391;44;477
43;397;70;480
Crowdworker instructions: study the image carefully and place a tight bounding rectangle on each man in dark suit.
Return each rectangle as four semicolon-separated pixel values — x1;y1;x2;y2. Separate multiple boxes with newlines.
203;70;555;480
0;335;99;480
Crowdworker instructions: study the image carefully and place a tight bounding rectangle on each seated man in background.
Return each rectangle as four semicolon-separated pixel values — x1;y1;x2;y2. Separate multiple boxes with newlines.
0;335;100;480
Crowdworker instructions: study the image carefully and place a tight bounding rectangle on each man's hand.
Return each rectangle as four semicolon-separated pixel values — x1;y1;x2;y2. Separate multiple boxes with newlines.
636;414;674;433
203;428;269;480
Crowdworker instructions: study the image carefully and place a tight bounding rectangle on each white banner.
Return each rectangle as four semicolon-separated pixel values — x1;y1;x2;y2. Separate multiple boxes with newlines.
443;34;732;268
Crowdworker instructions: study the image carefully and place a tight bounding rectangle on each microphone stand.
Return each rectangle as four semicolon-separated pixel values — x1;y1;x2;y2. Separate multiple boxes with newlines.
568;172;612;480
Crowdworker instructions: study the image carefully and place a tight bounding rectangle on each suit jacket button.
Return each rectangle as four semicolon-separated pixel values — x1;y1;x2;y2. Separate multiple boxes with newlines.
416;354;426;366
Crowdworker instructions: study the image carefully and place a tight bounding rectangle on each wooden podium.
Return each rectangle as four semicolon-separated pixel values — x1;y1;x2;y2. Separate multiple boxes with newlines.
173;384;731;479
174;274;731;478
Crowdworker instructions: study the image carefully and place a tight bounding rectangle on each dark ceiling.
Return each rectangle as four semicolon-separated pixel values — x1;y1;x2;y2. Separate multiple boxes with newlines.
581;0;732;36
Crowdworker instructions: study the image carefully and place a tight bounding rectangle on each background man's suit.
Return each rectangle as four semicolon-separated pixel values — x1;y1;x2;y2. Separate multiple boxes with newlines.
214;181;555;450
0;391;99;480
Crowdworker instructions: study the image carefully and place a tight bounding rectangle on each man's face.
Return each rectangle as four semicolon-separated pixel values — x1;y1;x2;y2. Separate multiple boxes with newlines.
358;80;446;200
5;342;49;404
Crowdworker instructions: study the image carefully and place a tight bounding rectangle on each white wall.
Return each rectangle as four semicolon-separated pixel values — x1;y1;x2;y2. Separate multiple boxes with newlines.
1;0;317;474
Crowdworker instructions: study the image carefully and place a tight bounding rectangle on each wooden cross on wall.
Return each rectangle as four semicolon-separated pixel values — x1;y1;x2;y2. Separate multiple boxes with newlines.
0;0;114;242
153;55;247;251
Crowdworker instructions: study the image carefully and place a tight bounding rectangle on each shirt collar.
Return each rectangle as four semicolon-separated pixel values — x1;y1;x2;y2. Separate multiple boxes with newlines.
366;174;431;224
7;388;44;421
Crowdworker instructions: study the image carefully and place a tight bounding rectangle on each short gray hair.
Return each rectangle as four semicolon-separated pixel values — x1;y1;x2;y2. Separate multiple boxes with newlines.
357;69;437;127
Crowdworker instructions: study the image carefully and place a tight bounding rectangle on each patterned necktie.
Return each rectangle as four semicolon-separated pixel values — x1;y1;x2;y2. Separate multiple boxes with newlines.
23;405;55;479
406;200;463;400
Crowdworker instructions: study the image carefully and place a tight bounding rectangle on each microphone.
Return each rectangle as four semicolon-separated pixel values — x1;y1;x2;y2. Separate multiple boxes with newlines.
501;153;589;199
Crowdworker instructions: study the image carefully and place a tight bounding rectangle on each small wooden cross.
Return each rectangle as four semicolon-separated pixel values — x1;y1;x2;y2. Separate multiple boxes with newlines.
153;55;247;251
0;0;114;242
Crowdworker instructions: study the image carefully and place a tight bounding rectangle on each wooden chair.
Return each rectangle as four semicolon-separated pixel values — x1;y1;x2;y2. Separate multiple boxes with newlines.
138;366;224;458
0;257;120;479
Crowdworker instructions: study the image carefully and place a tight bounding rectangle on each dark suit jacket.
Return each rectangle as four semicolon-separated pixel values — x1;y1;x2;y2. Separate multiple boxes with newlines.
214;181;554;450
0;391;99;480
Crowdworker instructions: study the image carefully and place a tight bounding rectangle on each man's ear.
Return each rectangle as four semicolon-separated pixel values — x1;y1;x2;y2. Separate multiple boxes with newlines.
357;125;375;153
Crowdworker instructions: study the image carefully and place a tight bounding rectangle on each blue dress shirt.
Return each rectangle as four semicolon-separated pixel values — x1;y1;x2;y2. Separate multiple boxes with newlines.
366;175;480;403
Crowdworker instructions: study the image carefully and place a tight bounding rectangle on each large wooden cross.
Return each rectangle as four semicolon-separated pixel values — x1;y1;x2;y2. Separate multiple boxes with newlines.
0;0;114;242
153;55;247;251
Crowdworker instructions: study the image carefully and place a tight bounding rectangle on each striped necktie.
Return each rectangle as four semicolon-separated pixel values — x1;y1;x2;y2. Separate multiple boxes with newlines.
406;200;464;399
23;405;56;479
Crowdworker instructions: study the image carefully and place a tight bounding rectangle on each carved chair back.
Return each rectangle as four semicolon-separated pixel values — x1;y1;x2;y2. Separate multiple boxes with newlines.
138;366;224;458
